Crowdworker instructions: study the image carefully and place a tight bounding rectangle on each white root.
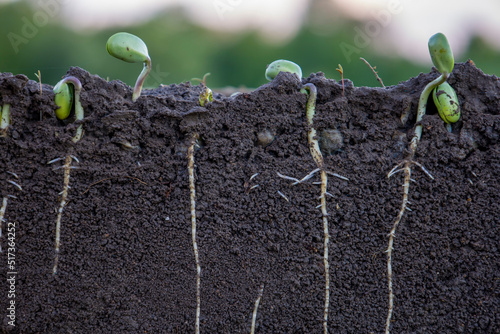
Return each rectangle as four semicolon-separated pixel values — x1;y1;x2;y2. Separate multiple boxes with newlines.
188;134;201;334
325;171;349;181
276;172;300;184
293;168;320;185
70;155;80;163
53;155;73;275
319;169;330;334
385;162;411;333
250;284;265;334
277;190;289;202
47;157;64;165
7;180;22;191
414;161;434;180
6;171;19;179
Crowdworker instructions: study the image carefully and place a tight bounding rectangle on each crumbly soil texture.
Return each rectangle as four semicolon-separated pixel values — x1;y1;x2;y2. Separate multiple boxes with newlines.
0;62;498;333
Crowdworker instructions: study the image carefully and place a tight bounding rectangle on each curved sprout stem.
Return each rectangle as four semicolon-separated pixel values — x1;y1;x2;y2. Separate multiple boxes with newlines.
411;72;448;148
58;76;84;143
132;57;151;102
72;82;84;143
302;83;324;169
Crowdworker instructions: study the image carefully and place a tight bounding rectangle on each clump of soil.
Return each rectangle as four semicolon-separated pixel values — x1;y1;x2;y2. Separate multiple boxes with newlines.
0;62;498;333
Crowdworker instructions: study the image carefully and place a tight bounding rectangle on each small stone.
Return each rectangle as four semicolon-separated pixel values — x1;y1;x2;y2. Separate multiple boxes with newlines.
319;129;343;155
256;129;275;147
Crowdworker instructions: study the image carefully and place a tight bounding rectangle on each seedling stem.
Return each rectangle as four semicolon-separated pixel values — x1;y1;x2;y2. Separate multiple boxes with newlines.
336;64;345;97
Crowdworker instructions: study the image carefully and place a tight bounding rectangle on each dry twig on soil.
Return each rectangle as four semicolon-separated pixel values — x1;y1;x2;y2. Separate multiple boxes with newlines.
360;57;385;88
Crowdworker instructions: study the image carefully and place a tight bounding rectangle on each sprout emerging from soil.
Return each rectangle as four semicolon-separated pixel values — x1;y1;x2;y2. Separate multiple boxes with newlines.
193;73;213;107
106;32;151;102
300;83;348;334
0;104;11;137
336;64;345;97
433;81;461;124
385;32;455;334
265;59;302;80
273;65;348;332
304;83;331;334
53;76;84;143
411;32;456;136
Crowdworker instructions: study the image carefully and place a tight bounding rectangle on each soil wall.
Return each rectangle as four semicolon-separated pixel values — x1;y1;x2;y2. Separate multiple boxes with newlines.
0;62;498;333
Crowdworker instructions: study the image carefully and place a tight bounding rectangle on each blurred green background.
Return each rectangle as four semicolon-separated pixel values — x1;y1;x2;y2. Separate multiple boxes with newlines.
1;0;499;91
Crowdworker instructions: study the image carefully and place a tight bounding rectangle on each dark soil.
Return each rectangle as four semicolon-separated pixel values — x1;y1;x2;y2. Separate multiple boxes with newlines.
0;61;498;333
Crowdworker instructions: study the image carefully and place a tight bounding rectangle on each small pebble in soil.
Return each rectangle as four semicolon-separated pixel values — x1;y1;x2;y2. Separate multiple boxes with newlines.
256;129;275;147
319;129;343;155
392;131;407;157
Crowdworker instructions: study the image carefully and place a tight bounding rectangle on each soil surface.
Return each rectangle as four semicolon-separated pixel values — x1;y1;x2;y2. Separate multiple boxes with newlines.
0;62;499;333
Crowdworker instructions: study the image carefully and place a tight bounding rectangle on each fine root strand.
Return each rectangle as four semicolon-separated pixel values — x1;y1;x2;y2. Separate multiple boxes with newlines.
276;172;300;184
385;162;411;334
250;284;265;334
277;190;289;202
188;134;201;334
53;155;73;275
320;170;330;334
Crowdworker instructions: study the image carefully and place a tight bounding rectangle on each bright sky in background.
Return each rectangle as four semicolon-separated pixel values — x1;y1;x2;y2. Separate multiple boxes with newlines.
4;0;500;65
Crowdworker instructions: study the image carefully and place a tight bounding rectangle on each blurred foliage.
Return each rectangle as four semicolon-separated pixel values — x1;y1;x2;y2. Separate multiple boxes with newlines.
1;0;499;91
